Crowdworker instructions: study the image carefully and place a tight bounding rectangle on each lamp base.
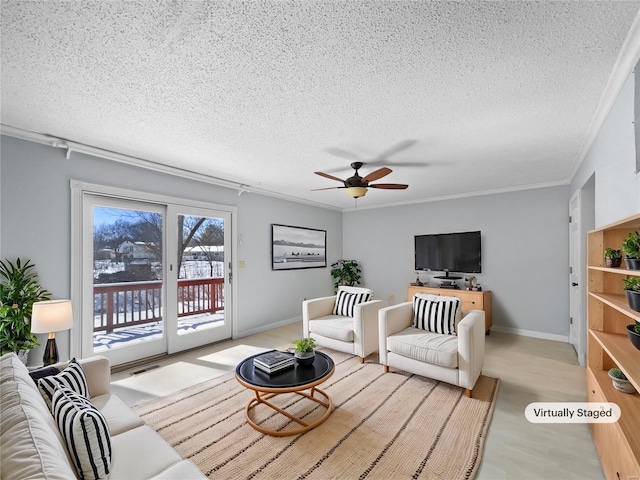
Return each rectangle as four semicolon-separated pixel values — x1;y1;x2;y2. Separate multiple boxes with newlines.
43;336;59;366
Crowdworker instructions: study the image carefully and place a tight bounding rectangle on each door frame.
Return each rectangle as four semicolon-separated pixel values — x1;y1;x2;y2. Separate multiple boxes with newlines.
70;180;238;361
569;189;585;365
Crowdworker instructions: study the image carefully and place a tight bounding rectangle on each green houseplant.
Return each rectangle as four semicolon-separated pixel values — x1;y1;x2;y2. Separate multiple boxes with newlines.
604;248;622;268
621;231;640;270
292;337;316;366
623;277;640;313
0;259;51;362
330;260;362;290
627;321;640;351
623;277;640;350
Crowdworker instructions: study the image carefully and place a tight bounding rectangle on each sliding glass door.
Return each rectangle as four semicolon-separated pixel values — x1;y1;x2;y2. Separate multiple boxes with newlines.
166;205;232;353
83;196;167;365
79;191;233;366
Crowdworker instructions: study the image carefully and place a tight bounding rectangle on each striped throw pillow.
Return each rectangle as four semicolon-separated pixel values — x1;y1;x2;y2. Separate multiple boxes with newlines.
52;386;111;480
332;290;373;317
413;294;461;335
38;358;89;411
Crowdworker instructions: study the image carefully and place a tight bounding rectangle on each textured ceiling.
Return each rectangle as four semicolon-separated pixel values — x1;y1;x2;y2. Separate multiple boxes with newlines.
2;1;640;210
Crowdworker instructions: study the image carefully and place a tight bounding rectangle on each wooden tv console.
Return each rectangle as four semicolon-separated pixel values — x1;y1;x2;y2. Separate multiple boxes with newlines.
407;285;492;334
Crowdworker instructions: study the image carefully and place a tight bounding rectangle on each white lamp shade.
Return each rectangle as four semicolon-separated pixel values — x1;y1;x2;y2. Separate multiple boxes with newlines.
31;300;73;334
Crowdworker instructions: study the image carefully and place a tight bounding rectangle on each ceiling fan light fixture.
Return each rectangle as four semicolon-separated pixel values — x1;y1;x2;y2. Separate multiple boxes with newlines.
345;186;367;198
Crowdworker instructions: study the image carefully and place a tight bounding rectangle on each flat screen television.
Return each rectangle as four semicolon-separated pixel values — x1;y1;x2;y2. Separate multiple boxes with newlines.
414;231;481;276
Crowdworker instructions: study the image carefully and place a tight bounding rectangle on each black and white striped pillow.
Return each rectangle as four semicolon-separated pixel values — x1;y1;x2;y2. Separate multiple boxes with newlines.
52;386;111;480
38;358;89;410
332;290;373;317
413;294;461;335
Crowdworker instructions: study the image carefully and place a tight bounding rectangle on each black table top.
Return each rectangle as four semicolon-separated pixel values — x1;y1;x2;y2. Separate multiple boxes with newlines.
235;350;334;389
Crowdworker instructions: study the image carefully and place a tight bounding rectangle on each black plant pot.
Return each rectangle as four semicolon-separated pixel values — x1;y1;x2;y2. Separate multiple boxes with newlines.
624;257;640;270
605;257;622;268
627;324;640;351
294;351;315;366
626;290;640;312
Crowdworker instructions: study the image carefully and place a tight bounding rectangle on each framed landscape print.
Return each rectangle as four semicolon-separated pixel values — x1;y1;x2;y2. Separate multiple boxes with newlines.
271;224;327;270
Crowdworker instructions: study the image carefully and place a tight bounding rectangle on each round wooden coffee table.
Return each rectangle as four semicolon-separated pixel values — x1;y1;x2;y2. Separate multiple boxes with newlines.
235;350;335;436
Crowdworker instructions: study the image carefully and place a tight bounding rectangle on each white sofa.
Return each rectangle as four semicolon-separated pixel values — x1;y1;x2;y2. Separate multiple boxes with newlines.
378;302;485;397
303;286;388;363
0;352;204;479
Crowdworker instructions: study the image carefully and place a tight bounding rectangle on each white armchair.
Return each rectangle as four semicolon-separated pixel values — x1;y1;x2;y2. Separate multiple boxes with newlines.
378;301;485;397
303;286;388;363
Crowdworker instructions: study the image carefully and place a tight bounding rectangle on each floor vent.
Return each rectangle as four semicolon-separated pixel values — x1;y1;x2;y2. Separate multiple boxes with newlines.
131;364;161;376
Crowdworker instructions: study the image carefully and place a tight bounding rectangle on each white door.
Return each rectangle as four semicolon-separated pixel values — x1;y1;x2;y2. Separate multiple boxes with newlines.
166;205;232;353
569;190;583;363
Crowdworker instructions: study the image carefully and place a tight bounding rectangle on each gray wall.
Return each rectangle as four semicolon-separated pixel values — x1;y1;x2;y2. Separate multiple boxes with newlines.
570;71;640;227
342;186;571;338
235;193;341;335
0;136;342;364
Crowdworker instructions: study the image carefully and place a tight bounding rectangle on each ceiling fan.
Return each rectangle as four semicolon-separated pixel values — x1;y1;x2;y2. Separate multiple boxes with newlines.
313;162;408;198
324;139;426;172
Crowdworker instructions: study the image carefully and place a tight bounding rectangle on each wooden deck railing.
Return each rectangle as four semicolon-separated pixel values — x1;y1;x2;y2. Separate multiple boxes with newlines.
93;277;224;333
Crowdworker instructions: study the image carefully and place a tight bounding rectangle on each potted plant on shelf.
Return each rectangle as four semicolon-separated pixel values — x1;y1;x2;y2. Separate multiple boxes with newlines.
623;277;640;313
604;248;622;268
292;337;316;366
608;368;637;394
0;258;51;364
621;230;640;270
330;259;362;291
627;321;640;351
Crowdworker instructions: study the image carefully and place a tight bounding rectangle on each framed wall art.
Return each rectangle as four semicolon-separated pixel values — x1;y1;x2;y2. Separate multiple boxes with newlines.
271;224;327;270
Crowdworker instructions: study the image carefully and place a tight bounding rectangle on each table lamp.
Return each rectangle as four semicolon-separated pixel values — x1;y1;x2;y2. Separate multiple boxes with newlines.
30;300;73;365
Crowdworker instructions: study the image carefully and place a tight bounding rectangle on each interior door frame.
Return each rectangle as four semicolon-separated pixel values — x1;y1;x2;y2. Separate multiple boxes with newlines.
70;180;238;362
569;189;585;365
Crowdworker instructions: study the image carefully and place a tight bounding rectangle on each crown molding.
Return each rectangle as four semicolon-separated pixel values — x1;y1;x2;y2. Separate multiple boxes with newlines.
0;124;342;212
342;180;569;212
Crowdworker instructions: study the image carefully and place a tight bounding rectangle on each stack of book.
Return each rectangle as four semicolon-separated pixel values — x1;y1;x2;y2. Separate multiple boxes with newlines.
253;350;294;374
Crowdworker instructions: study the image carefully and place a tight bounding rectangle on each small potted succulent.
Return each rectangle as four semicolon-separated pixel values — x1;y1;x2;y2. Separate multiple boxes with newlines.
621;231;640;270
292;337;316;366
623;277;640;313
608;368;637;394
604;248;622;268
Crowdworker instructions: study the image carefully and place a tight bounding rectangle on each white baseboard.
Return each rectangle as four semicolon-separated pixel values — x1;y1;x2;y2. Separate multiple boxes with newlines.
577;353;586;367
234;316;301;339
491;325;569;343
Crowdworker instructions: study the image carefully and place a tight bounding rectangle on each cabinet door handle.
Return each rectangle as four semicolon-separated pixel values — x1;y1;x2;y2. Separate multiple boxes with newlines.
572;282;579;287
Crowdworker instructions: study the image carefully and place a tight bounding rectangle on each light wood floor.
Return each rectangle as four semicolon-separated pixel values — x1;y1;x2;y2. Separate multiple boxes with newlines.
110;323;604;480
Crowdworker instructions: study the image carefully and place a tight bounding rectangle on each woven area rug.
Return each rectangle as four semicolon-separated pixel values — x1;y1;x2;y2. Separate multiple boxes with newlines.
132;350;499;479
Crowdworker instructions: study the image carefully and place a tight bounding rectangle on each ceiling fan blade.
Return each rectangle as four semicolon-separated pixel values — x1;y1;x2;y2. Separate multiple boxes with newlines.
377;139;418;159
368;183;409;190
363;167;392;182
314;171;345;183
311;186;347;191
325;147;363;161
